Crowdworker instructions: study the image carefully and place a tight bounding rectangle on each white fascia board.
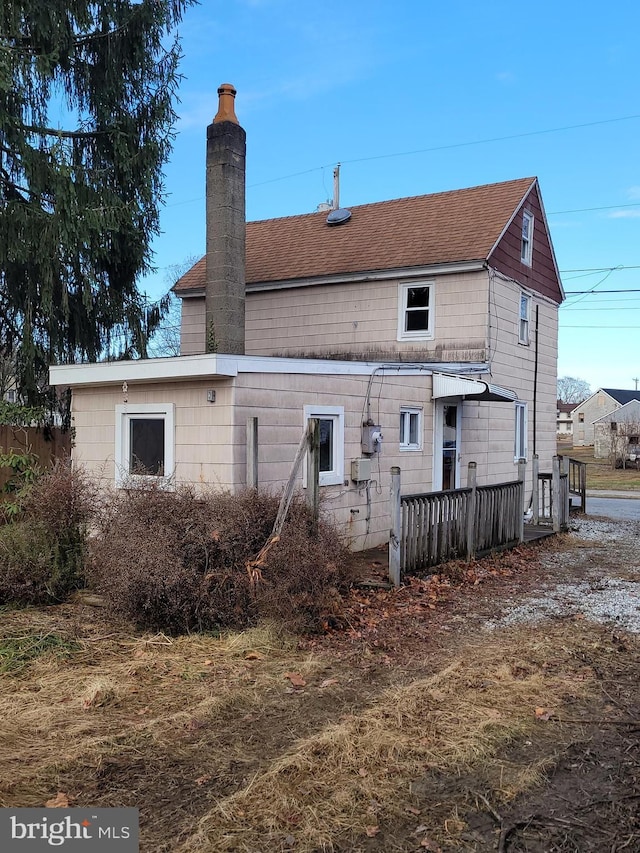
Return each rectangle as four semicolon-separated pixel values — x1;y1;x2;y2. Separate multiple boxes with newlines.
174;261;486;298
49;353;239;388
50;351;492;388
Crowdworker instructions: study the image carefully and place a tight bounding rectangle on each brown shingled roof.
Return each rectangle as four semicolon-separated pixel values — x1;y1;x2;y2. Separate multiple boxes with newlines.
174;177;535;293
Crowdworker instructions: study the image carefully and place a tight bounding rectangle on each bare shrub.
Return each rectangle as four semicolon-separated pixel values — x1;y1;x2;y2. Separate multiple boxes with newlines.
88;487;353;634
0;463;96;605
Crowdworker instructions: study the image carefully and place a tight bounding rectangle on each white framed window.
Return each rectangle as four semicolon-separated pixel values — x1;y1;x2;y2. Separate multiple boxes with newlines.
303;404;344;486
115;403;175;487
521;210;534;266
519;293;531;345
514;401;528;461
5;389;16;403
400;406;423;451
397;281;434;341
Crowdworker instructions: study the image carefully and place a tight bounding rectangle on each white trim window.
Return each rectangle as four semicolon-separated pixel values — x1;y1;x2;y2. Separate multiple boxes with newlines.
303;404;345;486
115;403;175;487
521;210;534;266
519;293;531;345
399;406;423;451
397;282;434;340
514;401;528;461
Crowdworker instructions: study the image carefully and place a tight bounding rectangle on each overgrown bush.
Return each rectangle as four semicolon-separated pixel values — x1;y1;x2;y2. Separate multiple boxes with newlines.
0;463;96;605
88;487;353;634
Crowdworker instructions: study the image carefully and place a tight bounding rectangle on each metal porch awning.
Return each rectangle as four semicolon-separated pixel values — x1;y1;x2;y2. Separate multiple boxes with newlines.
432;373;518;403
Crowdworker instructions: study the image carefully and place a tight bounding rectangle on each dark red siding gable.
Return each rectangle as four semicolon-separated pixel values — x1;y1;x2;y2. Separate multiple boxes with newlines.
488;183;563;304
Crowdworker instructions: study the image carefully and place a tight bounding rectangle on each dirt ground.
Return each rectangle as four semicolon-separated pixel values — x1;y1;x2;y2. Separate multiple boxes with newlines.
1;514;640;852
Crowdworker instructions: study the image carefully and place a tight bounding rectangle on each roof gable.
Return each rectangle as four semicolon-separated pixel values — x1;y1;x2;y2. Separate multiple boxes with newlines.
594;399;640;423
175;177;539;294
487;181;563;303
602;388;640;406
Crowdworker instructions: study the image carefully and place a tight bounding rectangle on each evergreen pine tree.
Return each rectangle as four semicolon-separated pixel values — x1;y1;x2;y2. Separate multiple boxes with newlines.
0;1;196;404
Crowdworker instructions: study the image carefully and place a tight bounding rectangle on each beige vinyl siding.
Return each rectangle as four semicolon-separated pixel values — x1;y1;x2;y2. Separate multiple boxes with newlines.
234;371;434;551
178;271;490;362
71;379;237;488
180;297;207;356
471;270;559;492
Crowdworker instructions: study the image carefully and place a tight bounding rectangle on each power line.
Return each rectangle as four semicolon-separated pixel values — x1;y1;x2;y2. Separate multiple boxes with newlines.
162;112;640;207
563;288;640;295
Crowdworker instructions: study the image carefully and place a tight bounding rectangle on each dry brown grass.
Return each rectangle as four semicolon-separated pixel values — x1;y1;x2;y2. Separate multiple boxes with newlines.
560;444;640;490
178;626;600;852
0;597;629;852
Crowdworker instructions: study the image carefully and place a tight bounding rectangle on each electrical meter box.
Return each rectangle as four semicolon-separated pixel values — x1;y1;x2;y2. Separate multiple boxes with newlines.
351;458;372;482
361;424;383;455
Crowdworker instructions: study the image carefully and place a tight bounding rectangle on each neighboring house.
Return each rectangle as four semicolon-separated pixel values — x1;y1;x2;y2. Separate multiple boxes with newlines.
593;400;640;461
571;389;640;447
556;401;574;438
49;83;564;552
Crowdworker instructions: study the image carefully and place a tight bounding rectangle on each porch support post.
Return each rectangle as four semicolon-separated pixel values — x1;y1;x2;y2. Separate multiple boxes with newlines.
246;417;259;489
465;461;477;562
552;455;561;533
532;454;539;525
389;466;401;587
581;460;587;514
306;418;320;536
517;459;526;543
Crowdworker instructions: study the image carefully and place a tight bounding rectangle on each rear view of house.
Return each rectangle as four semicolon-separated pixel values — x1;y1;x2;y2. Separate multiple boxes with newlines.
50;84;564;552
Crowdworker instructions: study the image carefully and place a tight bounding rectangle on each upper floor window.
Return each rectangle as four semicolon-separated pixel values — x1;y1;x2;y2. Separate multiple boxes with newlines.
521;210;534;266
397;282;434;341
519;293;531;345
400;406;423;451
303;404;345;486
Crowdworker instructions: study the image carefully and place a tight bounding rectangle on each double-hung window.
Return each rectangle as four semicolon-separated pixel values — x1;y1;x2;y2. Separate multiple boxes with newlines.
115;403;175;486
399;407;422;451
397;282;434;340
303;405;344;486
521;210;534;266
514;401;528;461
519;293;531;345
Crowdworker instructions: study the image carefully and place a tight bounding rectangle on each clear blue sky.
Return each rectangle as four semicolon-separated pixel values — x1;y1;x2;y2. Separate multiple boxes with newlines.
142;0;640;393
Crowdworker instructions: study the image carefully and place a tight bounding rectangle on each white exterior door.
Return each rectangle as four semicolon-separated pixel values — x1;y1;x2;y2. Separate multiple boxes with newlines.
433;401;461;491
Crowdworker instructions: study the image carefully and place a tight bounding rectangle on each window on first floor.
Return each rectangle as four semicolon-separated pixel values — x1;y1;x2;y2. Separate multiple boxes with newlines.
611;422;618;432
515;401;528;461
115;403;175;486
399;406;423;450
303;405;345;486
397;281;434;340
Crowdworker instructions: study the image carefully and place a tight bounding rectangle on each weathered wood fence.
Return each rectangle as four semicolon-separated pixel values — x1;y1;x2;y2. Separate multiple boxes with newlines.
389;462;525;582
531;454;573;530
0;425;71;492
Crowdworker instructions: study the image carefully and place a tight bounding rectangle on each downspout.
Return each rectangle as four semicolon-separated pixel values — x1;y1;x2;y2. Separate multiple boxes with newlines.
533;304;539;456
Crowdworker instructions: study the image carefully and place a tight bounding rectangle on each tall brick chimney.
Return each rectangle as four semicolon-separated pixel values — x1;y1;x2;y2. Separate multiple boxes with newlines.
205;83;246;354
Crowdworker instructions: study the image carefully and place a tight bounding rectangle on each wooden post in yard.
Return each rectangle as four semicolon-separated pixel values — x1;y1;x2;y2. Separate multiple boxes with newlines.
389;466;401;587
465;461;477;562
581;460;587;515
246;417;258;489
552;455;561;533
532;454;539;525
562;454;570;531
518;459;526;543
306;418;320;536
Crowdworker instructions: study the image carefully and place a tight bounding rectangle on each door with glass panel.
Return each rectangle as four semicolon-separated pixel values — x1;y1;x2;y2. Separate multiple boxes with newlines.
434;402;461;491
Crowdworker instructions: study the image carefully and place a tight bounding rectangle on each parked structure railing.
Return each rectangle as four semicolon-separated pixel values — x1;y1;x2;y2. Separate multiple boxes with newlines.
390;462;525;578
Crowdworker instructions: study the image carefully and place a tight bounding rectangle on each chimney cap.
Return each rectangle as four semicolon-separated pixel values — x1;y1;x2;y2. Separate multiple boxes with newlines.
214;83;239;125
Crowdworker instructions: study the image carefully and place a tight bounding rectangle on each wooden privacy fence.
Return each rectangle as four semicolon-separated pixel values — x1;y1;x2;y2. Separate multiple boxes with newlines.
389;461;525;582
0;425;71;492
